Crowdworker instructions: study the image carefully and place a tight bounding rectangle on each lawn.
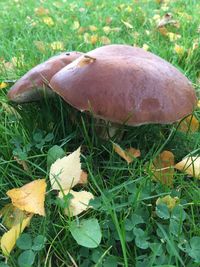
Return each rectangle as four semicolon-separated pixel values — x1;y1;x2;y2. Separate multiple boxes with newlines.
0;0;200;266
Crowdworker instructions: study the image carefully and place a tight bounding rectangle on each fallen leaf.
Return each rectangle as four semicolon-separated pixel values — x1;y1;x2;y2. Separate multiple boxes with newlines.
34;7;49;16
43;17;54;26
197;100;200;108
78;171;88;185
34;41;46;52
175;156;200;179
113;143;140;164
177;115;199;133
156;195;179;211
174;44;184;56
14;156;29;171
83;33;90;43
59;190;94;217
77;56;96;67
0;213;33;256
103;26;111;35
0;82;8;89
72;21;80;30
157;13;179;28
50;41;65;51
158;26;168;36
50;147;82;190
105;17;112;24
0;204;27;229
167;32;181;42
89;25;97;32
7;179;47;216
142;44;149;51
150;150;175;186
121;20;133;29
90;35;98;45
99;36;111;45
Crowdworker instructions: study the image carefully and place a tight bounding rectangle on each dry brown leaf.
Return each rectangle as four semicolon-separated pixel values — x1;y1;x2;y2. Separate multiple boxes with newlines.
90;35;98;45
177;115;199;133
150;150;175;186
175;156;200;179
78;171;88;185
77;56;96;67
113;143;140;164
14;156;29;171
59;190;94;217
7;179;47;216
156;195;179;210
50;147;82;190
158;26;168;36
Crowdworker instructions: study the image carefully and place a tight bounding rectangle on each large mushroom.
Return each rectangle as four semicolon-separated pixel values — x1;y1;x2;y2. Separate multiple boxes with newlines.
7;51;82;103
49;44;197;126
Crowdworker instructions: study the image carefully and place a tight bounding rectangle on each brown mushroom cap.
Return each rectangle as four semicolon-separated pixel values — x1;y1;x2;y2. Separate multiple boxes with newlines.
7;51;82;103
50;45;197;126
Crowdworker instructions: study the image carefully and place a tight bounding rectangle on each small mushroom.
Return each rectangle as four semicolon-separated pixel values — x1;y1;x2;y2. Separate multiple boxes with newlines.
7;51;82;103
49;44;197;126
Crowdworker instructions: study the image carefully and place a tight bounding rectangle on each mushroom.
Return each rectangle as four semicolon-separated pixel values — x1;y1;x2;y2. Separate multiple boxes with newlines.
49;44;197;127
7;51;82;103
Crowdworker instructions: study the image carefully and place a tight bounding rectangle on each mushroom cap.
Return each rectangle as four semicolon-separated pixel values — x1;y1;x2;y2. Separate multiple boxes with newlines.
50;45;197;126
7;51;82;103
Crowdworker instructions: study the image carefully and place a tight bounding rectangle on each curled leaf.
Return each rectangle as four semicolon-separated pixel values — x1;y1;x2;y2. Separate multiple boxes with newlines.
157;13;179;28
175;156;200;179
113;143;140;164
6;179;47;216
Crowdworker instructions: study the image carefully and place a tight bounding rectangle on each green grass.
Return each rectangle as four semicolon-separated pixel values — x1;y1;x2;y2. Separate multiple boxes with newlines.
0;0;200;266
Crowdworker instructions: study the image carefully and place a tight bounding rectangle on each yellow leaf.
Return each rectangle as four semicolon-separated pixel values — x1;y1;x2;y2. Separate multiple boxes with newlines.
50;41;65;51
197;100;200;108
175;156;200;179
83;33;90;44
113;143;140;164
103;26;111;35
89;25;97;32
158;26;168;36
34;7;49;16
34;41;46;52
121;20;133;29
156;195;179;211
59;190;94;217
174;44;184;56
99;36;111;45
0;82;8;89
0;214;32;256
150;150;175;187
6;179;46;216
50;147;82;190
90;35;98;45
166;32;181;42
142;44;149;51
178;115;199;133
43;17;54;26
72;21;80;30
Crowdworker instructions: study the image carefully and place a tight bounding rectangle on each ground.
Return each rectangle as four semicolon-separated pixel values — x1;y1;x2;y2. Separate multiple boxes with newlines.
0;0;200;266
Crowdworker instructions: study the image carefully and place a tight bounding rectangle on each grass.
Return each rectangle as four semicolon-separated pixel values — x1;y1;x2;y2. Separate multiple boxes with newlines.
0;0;200;266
